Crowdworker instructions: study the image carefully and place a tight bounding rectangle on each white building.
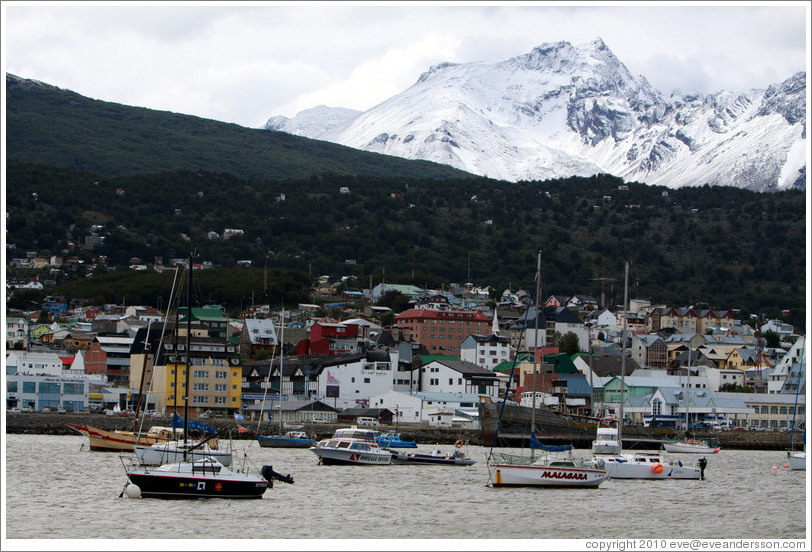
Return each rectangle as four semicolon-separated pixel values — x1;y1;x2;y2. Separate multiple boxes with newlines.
5;351;64;376
459;333;512;370
761;319;795;338
315;350;400;411
6;373;90;412
418;359;500;399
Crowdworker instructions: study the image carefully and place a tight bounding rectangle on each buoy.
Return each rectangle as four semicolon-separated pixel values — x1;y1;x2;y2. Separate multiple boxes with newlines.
455;440;464;449
651;462;664;474
771;466;779;470
783;464;790;469
125;483;142;499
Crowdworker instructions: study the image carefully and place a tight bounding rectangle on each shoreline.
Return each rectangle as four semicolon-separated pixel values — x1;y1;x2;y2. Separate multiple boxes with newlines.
4;413;799;450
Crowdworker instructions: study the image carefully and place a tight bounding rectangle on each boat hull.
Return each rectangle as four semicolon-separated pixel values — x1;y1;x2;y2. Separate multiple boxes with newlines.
389;450;476;466
488;463;608;487
787;452;806;471
257;435;314;448
663;441;720;454
126;470;268;499
310;447;391;465
134;444;232;466
592;442;622;455
602;455;703;479
71;424;168;452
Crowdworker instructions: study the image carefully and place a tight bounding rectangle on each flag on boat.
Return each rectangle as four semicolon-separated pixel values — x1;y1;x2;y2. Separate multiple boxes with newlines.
237;424;249;433
234;412;245;421
530;432;573;452
172;413;216;435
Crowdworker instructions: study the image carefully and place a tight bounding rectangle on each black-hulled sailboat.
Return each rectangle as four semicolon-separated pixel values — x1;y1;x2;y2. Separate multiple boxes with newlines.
122;256;291;499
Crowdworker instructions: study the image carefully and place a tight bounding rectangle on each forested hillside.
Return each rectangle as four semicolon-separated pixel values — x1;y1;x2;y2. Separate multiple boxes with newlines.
6;162;806;328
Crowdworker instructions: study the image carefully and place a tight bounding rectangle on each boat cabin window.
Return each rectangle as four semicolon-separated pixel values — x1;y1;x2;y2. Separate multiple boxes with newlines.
337;442;351;448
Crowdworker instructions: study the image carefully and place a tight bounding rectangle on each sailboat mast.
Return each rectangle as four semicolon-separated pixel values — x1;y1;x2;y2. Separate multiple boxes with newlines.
531;251;541;459
618;261;629;449
184;254;192;456
279;307;285;434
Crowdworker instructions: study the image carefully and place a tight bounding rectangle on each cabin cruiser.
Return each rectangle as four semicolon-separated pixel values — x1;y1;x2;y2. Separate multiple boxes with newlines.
310;427;392;465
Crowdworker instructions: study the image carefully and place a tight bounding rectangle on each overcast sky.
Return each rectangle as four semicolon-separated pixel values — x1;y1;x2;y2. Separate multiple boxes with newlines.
2;2;809;128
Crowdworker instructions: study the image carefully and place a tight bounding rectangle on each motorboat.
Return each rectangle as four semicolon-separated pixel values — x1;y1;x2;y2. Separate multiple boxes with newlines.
375;431;417;448
310;427;392;465
122;456;284;499
662;438;720;454
388;447;476;466
591;419;621;455
134;440;232;466
602;452;707;479
257;430;314;449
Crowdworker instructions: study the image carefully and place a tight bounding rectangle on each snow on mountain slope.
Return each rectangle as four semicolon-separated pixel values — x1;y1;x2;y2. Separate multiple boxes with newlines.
265;38;806;192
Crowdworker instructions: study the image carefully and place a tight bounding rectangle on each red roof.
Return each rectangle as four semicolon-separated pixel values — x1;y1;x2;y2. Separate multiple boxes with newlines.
395;308;491;321
59;356;75;366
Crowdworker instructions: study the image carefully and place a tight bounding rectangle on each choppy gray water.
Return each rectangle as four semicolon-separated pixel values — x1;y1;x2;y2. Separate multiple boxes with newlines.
3;434;808;541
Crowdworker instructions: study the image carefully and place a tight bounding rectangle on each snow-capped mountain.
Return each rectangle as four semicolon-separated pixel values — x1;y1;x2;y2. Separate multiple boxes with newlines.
265;38;806;192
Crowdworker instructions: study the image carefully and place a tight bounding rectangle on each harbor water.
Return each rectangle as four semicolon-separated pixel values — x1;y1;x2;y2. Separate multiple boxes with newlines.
3;434;808;542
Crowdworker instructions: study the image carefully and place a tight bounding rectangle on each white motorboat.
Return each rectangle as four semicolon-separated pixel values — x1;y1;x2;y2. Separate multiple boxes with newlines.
134;440;233;466
310;427;392;465
389;447;476;466
662;438;720;454
603;452;707;479
591;419;622;455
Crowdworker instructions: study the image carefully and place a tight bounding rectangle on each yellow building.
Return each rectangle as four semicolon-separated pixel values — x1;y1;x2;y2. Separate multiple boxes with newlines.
129;323;242;416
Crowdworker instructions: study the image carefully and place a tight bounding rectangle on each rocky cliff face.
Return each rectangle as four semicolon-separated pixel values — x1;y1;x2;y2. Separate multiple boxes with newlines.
266;39;806;192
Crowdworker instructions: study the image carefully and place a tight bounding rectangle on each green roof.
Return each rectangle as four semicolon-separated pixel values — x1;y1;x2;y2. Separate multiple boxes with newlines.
180;307;228;322
418;354;460;365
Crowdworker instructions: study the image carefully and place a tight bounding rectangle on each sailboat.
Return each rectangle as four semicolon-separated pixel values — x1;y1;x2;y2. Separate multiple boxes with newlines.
256;309;315;448
486;252;609;488
595;262;707;480
786;336;806;471
122;256;289;499
133;414;232;466
663;352;720;454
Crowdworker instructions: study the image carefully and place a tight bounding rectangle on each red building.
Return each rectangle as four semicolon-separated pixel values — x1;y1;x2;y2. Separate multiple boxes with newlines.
394;308;492;355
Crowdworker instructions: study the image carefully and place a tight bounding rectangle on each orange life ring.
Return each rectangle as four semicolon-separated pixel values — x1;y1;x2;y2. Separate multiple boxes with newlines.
651;462;664;474
455;440;464;449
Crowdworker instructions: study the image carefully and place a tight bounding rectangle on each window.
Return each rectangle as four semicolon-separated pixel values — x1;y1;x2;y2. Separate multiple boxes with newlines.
193;383;209;391
63;383;83;395
193;370;209;378
770;406;779;414
779;406;788;415
449;378;453;385
193;395;207;404
363;378;370;384
39;382;60;394
215;396;227;404
7;381;18;392
23;381;36;393
215;371;227;379
215;383;227;392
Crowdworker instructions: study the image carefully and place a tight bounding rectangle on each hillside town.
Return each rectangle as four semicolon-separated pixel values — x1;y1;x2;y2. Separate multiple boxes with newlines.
5;277;806;434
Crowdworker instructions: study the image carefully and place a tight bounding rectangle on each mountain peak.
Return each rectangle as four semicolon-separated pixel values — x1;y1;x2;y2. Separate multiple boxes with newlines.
263;41;805;192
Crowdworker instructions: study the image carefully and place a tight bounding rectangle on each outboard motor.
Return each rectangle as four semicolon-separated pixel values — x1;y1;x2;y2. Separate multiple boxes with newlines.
698;457;708;480
261;465;295;487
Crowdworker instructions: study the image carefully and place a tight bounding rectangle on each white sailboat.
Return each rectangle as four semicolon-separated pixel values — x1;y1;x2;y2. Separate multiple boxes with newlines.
487;252;609;488
663;354;720;454
596;261;707;480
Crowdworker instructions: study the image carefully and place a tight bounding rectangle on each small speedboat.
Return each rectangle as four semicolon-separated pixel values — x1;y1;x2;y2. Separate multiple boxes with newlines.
375;431;417;448
600;452;707;479
388;448;476;466
257;431;314;449
662;438;720;454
